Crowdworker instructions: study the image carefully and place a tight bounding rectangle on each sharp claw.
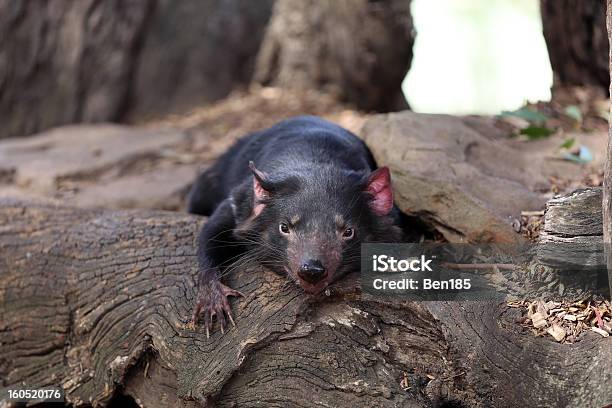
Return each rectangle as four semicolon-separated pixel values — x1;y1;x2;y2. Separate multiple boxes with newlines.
228;311;236;327
192;303;202;324
203;312;211;336
222;285;244;298
193;281;243;337
217;306;226;330
221;297;236;327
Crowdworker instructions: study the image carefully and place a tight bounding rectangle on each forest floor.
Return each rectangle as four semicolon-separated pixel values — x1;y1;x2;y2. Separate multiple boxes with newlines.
0;85;606;214
141;84;608;210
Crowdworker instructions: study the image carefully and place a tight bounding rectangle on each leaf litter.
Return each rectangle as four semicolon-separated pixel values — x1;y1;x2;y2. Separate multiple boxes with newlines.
509;297;611;344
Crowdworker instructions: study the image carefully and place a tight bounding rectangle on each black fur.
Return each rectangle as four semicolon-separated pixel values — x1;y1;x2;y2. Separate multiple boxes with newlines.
188;116;404;332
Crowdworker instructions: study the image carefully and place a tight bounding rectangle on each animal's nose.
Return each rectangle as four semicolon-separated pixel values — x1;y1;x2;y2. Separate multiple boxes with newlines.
298;259;327;284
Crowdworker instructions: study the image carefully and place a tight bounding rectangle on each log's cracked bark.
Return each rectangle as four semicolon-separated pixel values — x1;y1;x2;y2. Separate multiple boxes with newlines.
606;0;612;302
0;200;610;407
538;188;606;272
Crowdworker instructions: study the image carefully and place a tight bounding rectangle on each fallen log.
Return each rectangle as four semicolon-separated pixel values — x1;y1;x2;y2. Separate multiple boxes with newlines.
0;199;610;407
538;188;605;271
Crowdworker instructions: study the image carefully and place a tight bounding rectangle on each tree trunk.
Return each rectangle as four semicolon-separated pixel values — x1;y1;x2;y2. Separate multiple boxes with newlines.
0;199;610;408
253;0;415;112
0;0;151;139
540;0;609;92
0;0;273;139
606;0;612;300
126;0;274;121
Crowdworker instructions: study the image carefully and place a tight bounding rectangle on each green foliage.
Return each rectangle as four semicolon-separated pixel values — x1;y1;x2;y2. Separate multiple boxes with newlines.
519;126;554;140
564;105;582;122
501;106;555;140
559;138;575;149
501;107;548;124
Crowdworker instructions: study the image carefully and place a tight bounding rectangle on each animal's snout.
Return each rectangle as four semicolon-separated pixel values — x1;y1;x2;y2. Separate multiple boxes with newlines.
298;259;327;284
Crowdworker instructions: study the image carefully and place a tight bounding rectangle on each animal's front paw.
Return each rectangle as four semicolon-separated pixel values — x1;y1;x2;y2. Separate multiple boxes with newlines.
192;280;244;338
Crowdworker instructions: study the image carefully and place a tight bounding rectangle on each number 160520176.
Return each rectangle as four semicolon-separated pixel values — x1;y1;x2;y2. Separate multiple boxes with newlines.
4;388;64;402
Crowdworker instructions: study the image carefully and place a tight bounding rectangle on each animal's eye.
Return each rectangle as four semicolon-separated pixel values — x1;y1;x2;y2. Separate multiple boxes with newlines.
342;228;354;239
279;223;290;235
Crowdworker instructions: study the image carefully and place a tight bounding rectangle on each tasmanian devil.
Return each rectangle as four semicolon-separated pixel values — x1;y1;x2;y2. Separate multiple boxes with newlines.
187;116;403;336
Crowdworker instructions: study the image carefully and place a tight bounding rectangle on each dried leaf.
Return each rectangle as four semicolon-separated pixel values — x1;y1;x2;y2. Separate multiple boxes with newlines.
591;327;609;338
547;325;566;342
531;312;548;329
594;308;605;329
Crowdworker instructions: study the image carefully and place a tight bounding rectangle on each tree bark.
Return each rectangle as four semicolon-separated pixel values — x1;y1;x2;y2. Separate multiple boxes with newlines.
539;188;605;269
126;0;274;121
253;0;414;112
0;200;610;408
0;0;151;139
541;0;609;92
606;0;612;300
0;0;273;139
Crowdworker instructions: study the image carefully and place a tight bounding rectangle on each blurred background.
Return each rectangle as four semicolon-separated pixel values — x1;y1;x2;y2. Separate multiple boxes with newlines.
405;0;552;114
0;0;608;214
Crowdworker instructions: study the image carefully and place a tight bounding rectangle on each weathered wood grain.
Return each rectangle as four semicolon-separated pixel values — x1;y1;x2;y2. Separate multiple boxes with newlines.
0;200;610;407
539;188;605;272
542;188;603;238
605;0;612;306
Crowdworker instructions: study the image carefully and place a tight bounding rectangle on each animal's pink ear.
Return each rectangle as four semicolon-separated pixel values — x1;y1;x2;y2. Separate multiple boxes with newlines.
249;161;269;216
365;167;394;216
249;161;269;200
